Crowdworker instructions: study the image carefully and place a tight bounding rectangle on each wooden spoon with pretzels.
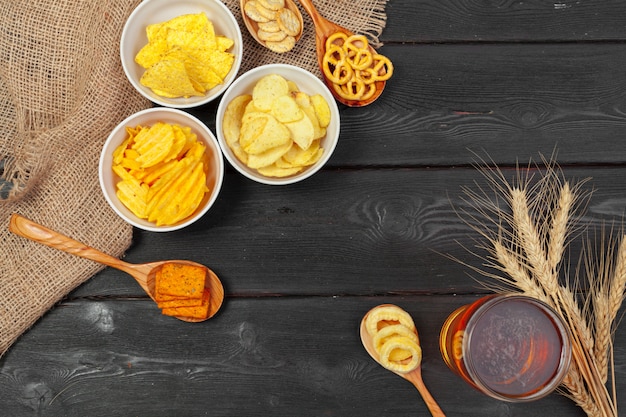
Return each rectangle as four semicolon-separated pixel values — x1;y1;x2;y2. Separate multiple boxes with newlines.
298;0;391;107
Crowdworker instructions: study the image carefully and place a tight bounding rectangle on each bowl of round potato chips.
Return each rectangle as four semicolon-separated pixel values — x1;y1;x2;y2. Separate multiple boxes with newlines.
120;0;243;108
216;64;340;185
99;108;224;232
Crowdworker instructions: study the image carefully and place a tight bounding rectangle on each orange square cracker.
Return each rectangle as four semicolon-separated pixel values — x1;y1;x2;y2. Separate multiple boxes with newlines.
156;263;206;299
161;289;210;319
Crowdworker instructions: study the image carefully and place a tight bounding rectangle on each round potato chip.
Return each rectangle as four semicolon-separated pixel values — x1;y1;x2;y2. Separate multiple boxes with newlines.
270;95;303;123
252;74;290;111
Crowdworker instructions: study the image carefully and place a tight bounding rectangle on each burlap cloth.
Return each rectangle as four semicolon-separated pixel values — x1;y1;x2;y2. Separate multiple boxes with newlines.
0;0;389;357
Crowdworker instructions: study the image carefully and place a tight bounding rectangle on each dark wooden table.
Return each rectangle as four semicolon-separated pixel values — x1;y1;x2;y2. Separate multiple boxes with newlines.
2;1;625;415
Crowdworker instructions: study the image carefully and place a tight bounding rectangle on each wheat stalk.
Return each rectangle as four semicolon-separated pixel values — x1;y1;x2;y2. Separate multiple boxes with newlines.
454;155;624;417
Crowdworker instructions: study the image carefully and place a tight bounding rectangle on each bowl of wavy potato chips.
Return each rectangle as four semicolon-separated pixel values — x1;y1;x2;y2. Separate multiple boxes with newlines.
120;0;243;108
216;64;340;185
99;108;224;232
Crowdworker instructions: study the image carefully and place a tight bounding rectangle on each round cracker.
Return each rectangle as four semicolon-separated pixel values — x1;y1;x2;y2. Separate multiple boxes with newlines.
258;29;287;42
258;0;285;11
258;20;281;33
244;1;270;23
277;8;301;37
265;35;295;53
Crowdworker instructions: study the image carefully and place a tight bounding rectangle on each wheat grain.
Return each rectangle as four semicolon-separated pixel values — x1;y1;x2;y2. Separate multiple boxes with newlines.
608;237;626;322
562;365;601;417
510;187;559;296
548;181;573;271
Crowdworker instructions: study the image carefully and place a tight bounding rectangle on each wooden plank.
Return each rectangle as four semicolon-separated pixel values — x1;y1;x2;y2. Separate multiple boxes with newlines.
72;165;626;297
0;295;597;416
383;0;626;42
198;43;626;167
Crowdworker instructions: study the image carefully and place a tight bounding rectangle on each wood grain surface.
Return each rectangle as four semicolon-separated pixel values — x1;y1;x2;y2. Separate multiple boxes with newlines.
2;1;625;416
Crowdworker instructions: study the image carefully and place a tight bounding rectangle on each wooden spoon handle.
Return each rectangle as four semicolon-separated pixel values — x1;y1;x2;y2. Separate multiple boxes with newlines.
407;372;446;417
9;213;135;274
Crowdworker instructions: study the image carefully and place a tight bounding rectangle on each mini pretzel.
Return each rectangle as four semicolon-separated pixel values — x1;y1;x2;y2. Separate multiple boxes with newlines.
325;32;348;50
332;75;366;101
323;44;346;66
323;58;353;86
322;31;394;102
370;54;394;81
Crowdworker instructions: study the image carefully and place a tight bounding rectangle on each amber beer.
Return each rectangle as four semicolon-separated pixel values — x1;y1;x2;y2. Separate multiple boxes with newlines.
439;294;571;401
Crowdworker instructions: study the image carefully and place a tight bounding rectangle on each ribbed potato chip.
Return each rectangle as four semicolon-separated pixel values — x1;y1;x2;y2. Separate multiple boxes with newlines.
112;122;210;226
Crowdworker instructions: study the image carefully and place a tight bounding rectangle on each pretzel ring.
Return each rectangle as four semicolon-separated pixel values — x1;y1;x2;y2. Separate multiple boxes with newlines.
370;54;394;81
333;74;366;101
359;83;377;101
325;32;348;50
346;48;373;71
323;44;346;66
373;324;418;360
323;31;394;102
344;34;369;50
323;58;353;85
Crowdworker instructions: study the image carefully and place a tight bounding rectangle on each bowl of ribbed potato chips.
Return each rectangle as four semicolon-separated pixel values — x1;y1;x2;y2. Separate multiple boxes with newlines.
99;107;224;232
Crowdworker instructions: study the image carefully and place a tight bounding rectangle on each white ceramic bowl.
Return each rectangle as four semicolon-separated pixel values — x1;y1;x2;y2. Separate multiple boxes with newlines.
216;64;340;185
99;108;224;232
120;0;243;108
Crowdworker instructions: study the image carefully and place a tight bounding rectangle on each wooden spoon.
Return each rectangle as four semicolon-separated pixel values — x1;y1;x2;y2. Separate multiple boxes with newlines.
8;213;224;322
298;0;387;107
240;0;304;49
360;304;446;417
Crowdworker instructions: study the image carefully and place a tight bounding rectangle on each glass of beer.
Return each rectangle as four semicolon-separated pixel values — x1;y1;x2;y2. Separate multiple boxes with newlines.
439;294;571;402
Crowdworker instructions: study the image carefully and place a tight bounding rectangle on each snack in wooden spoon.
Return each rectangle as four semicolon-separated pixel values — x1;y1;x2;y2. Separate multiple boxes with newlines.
364;304;422;373
322;32;393;103
155;263;211;320
242;0;302;53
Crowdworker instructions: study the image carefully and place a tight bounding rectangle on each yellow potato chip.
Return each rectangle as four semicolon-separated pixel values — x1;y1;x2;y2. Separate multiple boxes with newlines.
252;74;289;111
133;122;175;168
284;114;314;150
257;164;302;177
283;139;320;165
270;95;303;123
223;94;252;163
310;94;331;128
246;140;293;169
221;75;329;179
242;114;291;155
112;122;211;226
135;12;235;98
140;59;203;98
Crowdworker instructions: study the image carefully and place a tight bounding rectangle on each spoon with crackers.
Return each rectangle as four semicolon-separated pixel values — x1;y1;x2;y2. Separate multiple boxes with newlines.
240;0;304;53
